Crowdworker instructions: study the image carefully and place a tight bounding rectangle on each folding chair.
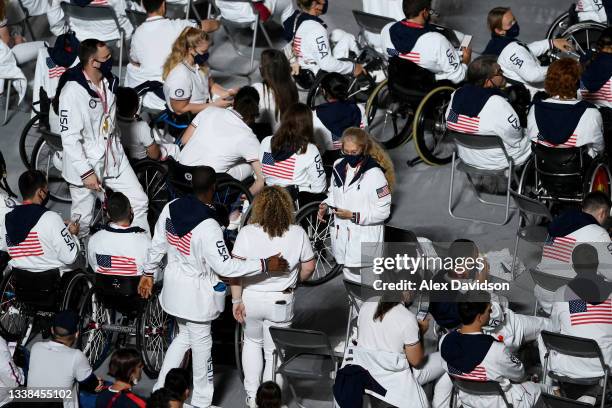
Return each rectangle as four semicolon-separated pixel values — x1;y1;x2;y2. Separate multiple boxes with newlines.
341;279;376;355
351;10;394;48
448;131;516;225
269;327;337;408
15;0;36;40
450;377;513;408
539;393;594;408
60;2;127;79
541;330;611;408
125;8;146;31
509;190;552;280
529;269;571;316
209;0;273;71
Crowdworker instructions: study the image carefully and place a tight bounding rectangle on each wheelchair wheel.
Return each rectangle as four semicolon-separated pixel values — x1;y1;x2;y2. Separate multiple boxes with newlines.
0;269;31;344
296;201;342;286
234;321;244;382
61;271;93;312
413;86;455;166
586;162;612;196
31;138;71;203
78;287;114;370
365;79;412;149
138;290;175;379
549;21;606;61
19;115;41;169
546;11;572;42
134;160;169;231
307;72;375;109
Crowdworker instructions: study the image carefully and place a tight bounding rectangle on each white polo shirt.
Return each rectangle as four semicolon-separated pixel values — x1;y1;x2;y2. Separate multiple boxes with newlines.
118;118;155;161
232;224;314;292
164;62;210;112
178;107;260;171
357;301;420;353
28;341;92;408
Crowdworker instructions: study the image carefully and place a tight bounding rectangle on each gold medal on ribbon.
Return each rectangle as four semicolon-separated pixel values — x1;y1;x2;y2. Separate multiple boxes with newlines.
102;116;109;134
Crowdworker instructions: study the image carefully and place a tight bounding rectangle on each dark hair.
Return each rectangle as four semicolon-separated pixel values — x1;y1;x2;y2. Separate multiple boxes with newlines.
572;243;599;276
457;292;491;325
147;388;181;408
271;103;313;156
116;87;140;119
296;0;319;11
18;170;47;200
487;7;511;33
260;49;299;120
597;27;612;50
372;269;417;321
108;348;142;383
545;58;582;98
448;239;478;261
191;166;217;195
78;38;107;66
142;0;165;13
256;381;282;408
467;55;499;87
321;72;350;101
583;191;612;213
107;192;132;223
402;0;431;19
234;86;260;124
164;368;191;399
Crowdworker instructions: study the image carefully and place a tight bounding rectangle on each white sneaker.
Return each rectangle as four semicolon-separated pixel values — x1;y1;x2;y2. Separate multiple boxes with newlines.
246;396;257;408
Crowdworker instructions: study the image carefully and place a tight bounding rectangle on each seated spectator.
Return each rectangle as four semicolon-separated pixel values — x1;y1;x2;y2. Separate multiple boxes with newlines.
253;49;298;133
445;55;530;171
216;0;294;25
28;311;103;408
256;381;287;408
542;243;612;405
126;0;219;111
535;192;612;314
576;0;610;24
440;294;552;408
176;86;264;195
483;7;571;94
0;0;45;65
0;334;24;406
528;58;604;157
260;103;327;204
162;27;235;115
581;27;612;110
95;348;146;408
312;72;364;158
163;368;191;405
147;388;182;408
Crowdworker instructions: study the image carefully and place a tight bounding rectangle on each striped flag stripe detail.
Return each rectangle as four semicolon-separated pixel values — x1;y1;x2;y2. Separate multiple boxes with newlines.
542;236;576;263
569;299;612;326
7;232;44;258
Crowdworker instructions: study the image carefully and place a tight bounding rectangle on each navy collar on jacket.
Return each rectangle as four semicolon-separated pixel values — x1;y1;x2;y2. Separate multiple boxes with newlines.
283;11;326;42
168;195;220;238
568;275;612;305
5;204;48;246
332;155;383;188
482;34;518;56
604;0;612;24
581;52;612;92
547;208;599;238
315;101;362;141
388;20;434;54
534;100;593;145
450;85;503;118
440;330;495;374
53;63;118;113
103;224;146;234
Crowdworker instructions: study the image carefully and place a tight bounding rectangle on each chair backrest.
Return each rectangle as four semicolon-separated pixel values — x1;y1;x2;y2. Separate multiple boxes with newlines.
343;279;377;305
540;393;594;408
540;330;608;370
165;3;187;19
41;129;63;152
351;10;395;34
528;269;571;292
451;378;512;408
532;143;586;176
450;131;508;154
509;190;553;220
125;8;146;28
60;2;123;33
270;327;333;350
388;57;435;96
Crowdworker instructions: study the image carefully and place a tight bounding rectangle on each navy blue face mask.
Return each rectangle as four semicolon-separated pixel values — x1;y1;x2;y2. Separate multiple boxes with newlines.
96;58;113;75
506;22;520;38
194;51;209;65
344;154;364;167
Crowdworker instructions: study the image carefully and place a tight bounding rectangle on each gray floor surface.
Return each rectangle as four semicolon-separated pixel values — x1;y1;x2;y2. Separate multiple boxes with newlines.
3;0;569;406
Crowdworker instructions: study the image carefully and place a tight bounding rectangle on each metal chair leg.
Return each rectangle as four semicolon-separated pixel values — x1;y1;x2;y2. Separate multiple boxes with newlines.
259;21;273;48
3;80;11;126
510;232;520;281
118;32;124;83
250;15;259;71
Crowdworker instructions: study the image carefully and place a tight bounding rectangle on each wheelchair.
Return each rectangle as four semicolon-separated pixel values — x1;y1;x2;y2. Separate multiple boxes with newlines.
0;267;92;345
517;143;612;209
78;274;173;377
365;57;456;165
546;3;607;46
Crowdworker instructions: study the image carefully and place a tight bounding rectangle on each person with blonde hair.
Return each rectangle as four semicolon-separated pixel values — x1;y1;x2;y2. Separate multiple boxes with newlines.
162;27;235;115
317;127;394;284
230;186;315;408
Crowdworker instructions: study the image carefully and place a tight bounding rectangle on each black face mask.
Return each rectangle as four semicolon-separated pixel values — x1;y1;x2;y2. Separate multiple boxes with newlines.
344;154;364;167
506;22;520;38
194;51;209;65
96;58;113;75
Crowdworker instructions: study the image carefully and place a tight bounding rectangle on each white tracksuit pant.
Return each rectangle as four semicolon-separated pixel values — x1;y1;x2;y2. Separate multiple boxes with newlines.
69;163;149;237
413;352;453;408
242;289;293;399
154;318;214;407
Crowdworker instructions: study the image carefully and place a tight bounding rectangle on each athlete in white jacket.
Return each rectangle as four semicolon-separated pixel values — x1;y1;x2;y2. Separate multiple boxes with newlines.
1;170;80;274
483;7;571;94
580;28;612;109
445;56;530;170
577;0;609;23
0;336;23;406
380;0;469;84
138;166;288;408
56;40;149;236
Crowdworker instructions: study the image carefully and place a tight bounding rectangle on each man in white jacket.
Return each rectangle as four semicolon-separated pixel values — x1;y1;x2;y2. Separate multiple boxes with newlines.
577;0;610;24
56;39;149;236
138;166;288;408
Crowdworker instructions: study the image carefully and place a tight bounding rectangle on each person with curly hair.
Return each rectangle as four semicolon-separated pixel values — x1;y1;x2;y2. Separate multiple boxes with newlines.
229;186;315;408
527;58;604;158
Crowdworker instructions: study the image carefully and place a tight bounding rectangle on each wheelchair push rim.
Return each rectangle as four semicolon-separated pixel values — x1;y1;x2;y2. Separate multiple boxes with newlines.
0;270;31;344
31;138;72;203
413;86;455;166
365;79;413;149
546;11;572;42
134;160;169;231
78;287;114;370
549;21;606;61
296;201;342;286
19;114;41;169
138;291;175;379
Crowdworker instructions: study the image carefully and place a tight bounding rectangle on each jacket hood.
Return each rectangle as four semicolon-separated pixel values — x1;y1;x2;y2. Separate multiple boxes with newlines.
450;85;503;118
5;204;48;246
534;100;593;145
581;52;612;92
316;101;362;141
482;34;518;56
547;208;599;238
283;11;326;42
440;330;495;374
332;155;384;188
169;196;226;237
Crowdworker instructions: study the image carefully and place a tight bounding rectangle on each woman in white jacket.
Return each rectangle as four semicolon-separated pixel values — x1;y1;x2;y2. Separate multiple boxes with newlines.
317;127;394;283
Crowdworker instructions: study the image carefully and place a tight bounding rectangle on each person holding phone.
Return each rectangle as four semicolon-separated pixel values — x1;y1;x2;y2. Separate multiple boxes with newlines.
229;186;315;408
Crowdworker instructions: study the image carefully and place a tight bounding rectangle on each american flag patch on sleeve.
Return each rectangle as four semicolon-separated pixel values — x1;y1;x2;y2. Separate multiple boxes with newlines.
376;185;390;198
